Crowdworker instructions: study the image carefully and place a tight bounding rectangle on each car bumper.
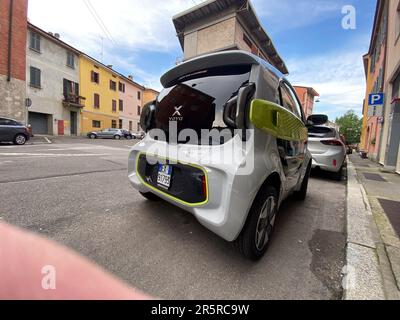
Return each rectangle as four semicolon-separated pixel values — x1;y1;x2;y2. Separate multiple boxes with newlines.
310;149;345;172
127;136;262;242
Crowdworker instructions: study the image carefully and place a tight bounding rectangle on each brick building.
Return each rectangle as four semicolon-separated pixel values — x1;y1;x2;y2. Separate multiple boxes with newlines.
0;0;28;122
293;86;320;119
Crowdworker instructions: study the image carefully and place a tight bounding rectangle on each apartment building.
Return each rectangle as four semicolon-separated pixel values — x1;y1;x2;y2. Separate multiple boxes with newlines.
26;23;82;135
379;0;400;173
360;0;388;161
79;55;121;134
0;0;28;122
118;76;144;132
173;0;288;75
293;86;320;119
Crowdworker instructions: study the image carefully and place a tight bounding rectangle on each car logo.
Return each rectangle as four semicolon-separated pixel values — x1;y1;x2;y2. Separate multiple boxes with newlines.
172;106;183;117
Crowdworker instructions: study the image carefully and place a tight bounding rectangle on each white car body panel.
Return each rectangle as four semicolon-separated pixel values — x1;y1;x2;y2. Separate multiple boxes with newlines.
128;132;311;242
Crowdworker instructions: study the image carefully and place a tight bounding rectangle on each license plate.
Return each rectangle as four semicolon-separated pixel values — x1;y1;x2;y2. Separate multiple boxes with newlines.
157;164;172;189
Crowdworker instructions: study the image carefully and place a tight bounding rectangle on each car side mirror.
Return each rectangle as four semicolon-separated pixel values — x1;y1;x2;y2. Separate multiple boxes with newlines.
223;83;255;129
307;114;328;126
140;101;156;132
249;99;308;141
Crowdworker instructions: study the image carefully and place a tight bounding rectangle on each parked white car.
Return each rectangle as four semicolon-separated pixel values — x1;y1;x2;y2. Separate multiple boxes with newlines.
128;50;317;260
307;124;346;180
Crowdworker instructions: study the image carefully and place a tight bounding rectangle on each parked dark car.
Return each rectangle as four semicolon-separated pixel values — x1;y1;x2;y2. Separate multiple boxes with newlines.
121;130;133;140
0;117;31;145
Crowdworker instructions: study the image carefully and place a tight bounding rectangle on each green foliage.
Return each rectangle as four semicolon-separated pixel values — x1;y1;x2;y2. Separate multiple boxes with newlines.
335;110;362;144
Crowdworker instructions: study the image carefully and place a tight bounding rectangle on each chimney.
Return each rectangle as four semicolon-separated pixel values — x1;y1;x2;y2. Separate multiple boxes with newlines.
107;65;113;69
128;75;133;80
54;33;60;39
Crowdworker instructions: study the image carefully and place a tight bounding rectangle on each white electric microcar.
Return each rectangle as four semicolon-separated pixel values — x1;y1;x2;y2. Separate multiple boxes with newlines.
128;51;324;260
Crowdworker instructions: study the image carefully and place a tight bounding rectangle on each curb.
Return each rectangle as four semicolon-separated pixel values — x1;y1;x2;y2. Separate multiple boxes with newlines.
343;160;386;300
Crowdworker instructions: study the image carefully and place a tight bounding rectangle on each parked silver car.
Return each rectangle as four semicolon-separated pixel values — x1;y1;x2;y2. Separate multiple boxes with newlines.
87;128;125;140
308;125;346;180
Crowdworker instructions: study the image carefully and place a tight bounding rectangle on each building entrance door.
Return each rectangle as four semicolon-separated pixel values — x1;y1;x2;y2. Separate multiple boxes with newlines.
70;111;77;135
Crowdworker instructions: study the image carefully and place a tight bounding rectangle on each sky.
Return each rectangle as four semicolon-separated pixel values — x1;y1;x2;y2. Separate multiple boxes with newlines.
28;0;377;120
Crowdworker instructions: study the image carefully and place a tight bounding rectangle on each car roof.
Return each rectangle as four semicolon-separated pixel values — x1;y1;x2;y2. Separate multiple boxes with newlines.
0;117;19;122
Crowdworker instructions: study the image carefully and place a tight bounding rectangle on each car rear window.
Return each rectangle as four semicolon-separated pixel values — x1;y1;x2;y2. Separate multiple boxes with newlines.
152;65;252;144
308;126;336;138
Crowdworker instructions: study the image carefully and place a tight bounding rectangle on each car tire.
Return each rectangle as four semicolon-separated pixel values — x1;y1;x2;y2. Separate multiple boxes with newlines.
114;135;121;140
332;166;343;181
294;162;311;201
139;191;160;201
13;134;27;145
126;135;132;140
234;185;278;260
89;134;97;139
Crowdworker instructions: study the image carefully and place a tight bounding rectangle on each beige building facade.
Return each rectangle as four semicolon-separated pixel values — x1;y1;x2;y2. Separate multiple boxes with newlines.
379;0;400;173
173;0;288;75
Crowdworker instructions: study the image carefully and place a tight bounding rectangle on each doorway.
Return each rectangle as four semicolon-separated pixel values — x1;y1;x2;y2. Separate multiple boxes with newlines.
70;111;77;135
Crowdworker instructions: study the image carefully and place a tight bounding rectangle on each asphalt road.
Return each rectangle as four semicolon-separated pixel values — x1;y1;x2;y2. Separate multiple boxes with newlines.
0;137;346;299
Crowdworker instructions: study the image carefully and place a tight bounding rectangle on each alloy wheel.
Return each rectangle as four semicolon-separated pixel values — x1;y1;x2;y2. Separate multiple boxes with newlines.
255;196;276;251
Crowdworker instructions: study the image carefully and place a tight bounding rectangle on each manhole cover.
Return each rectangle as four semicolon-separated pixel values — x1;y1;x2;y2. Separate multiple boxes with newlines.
378;199;400;237
363;172;387;182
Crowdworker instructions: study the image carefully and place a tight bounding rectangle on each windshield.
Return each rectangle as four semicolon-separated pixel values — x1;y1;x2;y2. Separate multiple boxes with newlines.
152;65;251;144
308;126;337;138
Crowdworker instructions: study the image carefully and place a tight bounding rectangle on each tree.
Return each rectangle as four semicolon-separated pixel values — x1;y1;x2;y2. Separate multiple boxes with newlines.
335;110;362;144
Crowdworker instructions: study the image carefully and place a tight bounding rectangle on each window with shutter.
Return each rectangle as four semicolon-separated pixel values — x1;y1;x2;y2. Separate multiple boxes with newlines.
94;94;100;108
91;71;99;83
119;100;124;111
29;32;41;52
30;67;41;88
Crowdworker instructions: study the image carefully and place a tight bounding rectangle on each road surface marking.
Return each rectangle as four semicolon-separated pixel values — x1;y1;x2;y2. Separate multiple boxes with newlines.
0;153;111;157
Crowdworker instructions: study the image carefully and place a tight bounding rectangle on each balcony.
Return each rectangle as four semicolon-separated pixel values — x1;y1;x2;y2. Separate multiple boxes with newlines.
62;94;86;108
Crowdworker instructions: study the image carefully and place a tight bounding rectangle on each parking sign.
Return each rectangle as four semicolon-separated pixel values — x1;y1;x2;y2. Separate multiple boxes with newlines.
368;93;384;106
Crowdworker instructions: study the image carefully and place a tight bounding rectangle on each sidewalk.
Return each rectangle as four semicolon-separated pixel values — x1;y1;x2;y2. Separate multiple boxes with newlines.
345;153;400;300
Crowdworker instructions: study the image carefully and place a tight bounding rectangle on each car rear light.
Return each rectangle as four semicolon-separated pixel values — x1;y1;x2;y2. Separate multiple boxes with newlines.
333;159;337;167
321;139;344;146
201;175;207;198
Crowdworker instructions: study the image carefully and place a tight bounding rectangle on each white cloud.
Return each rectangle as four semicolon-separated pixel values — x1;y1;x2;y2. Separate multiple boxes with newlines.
287;46;367;117
28;0;202;88
28;0;196;54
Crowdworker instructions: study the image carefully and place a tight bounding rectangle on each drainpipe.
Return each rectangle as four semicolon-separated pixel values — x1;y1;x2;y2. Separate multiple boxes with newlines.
7;0;14;82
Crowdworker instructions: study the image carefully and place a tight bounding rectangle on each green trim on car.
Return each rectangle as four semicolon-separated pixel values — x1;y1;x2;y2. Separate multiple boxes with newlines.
249;99;308;142
136;152;209;207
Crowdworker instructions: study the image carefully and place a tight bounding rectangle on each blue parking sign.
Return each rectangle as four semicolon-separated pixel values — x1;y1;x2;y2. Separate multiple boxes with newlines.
368;93;384;106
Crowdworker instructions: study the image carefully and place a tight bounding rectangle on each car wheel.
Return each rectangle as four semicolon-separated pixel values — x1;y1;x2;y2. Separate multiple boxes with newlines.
89;134;97;139
139;191;160;201
13;134;27;145
126;135;132;140
332;166;343;181
294;162;311;201
235;185;278;260
114;135;121;140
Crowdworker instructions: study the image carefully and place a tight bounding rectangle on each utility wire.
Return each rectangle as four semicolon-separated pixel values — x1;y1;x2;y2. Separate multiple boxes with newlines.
82;0;117;46
86;0;117;45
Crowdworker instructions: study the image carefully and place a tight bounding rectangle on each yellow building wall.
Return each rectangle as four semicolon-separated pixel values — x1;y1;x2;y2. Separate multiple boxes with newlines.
79;56;120;133
360;56;374;151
